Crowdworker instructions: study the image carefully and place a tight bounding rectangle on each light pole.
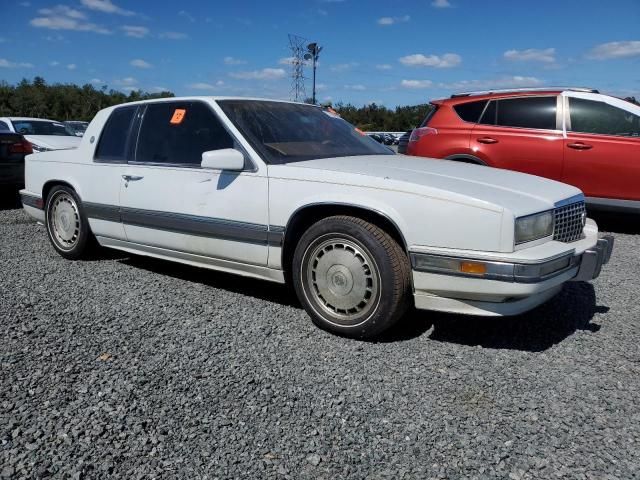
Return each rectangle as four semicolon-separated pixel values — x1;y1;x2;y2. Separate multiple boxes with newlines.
304;42;323;104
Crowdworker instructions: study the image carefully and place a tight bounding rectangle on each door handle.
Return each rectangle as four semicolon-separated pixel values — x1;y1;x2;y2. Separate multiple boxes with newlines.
567;142;593;150
122;175;144;181
477;137;498;144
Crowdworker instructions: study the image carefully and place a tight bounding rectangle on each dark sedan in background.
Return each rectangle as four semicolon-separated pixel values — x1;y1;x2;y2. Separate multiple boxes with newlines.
0;132;31;191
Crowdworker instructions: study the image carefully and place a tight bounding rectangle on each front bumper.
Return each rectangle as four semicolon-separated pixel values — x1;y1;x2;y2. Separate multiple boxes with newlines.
410;223;614;316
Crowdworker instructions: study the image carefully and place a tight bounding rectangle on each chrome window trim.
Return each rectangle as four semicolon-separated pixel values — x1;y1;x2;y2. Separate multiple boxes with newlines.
477;95;562;133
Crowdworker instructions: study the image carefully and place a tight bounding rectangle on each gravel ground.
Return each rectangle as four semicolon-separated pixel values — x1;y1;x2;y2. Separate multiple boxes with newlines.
1;198;639;479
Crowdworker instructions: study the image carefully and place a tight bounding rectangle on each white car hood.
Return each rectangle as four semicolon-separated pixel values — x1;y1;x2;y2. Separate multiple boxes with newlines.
273;155;583;216
24;135;81;150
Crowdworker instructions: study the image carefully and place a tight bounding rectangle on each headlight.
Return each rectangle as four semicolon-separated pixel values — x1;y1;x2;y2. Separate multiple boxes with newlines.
515;210;554;245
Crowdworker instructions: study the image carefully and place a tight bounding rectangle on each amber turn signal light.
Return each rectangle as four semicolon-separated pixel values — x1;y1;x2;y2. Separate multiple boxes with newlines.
459;261;487;275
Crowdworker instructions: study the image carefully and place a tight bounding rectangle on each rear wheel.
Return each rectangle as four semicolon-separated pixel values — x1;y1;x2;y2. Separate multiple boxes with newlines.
45;186;94;260
292;215;411;339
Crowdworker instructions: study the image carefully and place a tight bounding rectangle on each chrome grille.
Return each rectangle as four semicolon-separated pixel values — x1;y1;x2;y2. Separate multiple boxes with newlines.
553;201;586;243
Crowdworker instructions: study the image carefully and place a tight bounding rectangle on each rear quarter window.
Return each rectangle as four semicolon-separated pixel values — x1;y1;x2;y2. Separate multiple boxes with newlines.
95;106;137;162
453;100;487;123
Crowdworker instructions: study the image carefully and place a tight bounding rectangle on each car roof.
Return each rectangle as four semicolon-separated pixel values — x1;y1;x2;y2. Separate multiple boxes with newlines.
101;96;318;109
433;87;599;105
2;117;62;123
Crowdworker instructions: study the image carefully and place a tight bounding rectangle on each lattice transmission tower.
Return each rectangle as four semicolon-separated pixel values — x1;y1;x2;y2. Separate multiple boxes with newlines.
288;34;307;102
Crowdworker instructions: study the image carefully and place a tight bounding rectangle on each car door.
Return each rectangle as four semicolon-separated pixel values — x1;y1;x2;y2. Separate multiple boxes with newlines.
119;100;269;267
470;95;564;180
562;94;640;202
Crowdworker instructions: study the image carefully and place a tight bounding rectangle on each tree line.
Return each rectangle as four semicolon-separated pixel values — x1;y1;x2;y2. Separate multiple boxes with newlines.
0;78;637;131
0;77;432;131
0;77;174;121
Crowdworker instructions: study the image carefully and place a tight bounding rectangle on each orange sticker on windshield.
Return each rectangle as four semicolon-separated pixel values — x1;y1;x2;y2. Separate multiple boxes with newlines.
170;108;186;124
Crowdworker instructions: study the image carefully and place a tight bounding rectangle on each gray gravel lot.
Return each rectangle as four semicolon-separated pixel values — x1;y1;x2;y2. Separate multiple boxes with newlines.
1;197;639;479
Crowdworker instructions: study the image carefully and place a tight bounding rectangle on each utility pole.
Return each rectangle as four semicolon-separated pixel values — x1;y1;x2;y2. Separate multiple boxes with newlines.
304;42;322;104
287;34;307;102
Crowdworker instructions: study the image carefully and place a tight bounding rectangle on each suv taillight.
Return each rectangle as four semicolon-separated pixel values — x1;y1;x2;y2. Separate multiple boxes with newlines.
9;139;33;155
409;127;438;143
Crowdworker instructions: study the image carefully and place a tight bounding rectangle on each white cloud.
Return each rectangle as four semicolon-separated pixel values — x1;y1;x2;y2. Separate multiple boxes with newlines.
224;56;247;65
130;58;152;68
0;58;34;68
399;53;461;68
67;63;77;70
587;41;640;60
376;64;392;70
30;6;111;34
49;61;60;67
115;77;137;86
441;75;543;91
229;68;286;80
19;1;31;6
159;31;187;40
330;62;359;72
400;79;433;89
432;0;451;7
188;82;218;90
504;48;556;63
80;0;134;16
377;15;410;26
121;25;149;38
178;10;196;22
344;84;366;91
90;78;104;84
39;5;86;19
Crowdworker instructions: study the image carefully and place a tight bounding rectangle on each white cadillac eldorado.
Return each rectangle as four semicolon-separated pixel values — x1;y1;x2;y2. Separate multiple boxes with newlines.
20;97;614;339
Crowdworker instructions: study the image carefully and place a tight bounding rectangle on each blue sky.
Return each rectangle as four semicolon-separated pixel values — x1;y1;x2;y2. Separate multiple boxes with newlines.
1;0;639;106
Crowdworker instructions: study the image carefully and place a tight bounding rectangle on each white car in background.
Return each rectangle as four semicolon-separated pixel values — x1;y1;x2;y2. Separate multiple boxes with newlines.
19;97;613;339
0;117;81;152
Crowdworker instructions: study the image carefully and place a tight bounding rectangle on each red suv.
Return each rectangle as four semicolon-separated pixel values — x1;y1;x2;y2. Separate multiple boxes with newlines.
406;88;640;213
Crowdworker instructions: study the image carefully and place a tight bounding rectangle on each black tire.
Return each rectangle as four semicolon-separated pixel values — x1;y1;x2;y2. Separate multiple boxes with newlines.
45;185;95;260
292;215;411;339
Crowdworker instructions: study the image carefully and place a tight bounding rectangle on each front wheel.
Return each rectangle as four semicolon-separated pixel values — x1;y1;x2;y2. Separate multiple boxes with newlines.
292;216;411;339
45;186;94;260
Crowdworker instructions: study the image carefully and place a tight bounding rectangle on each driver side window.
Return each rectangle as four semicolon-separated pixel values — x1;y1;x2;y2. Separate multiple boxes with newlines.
569;98;640;137
135;102;235;166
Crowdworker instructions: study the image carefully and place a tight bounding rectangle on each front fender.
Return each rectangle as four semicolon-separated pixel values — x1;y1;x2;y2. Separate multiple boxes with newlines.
269;177;508;253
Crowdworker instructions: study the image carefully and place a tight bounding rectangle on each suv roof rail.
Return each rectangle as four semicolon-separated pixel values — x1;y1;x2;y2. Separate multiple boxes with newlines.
450;87;599;98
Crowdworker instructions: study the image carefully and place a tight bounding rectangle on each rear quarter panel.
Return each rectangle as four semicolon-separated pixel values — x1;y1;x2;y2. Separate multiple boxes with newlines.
407;105;472;159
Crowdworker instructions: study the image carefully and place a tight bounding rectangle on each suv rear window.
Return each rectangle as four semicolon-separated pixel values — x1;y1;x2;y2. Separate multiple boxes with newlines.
419;104;439;127
454;100;487;123
479;96;557;130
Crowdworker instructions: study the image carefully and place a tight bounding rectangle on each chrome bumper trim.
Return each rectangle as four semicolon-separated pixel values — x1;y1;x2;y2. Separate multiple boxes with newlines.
411;235;614;285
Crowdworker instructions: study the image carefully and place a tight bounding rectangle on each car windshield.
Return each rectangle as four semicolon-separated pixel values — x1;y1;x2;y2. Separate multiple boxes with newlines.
11;120;73;136
217;100;393;164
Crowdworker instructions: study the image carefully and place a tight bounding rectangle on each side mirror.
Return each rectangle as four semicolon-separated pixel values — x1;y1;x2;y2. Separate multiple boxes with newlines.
201;148;245;171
